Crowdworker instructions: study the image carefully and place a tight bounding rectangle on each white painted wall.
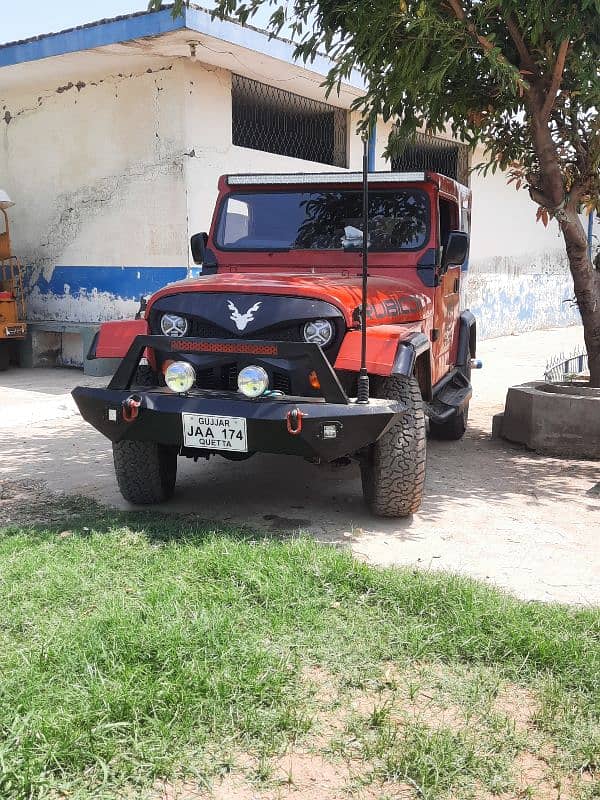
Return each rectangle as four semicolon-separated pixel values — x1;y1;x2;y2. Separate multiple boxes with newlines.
469;154;566;272
0;59;188;274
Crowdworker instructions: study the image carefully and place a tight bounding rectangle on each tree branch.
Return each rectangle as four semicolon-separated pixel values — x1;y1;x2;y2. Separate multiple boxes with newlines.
541;39;570;121
503;14;537;75
445;0;495;54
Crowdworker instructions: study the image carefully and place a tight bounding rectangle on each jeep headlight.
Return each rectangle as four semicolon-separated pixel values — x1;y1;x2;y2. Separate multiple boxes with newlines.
160;313;188;337
303;319;334;347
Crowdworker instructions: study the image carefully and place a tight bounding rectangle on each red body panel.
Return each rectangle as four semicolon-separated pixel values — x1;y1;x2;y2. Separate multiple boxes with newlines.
96;319;149;358
147;273;432;329
335;324;424;375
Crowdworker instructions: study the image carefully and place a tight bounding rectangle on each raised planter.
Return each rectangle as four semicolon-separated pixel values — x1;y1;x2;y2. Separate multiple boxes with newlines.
494;380;600;459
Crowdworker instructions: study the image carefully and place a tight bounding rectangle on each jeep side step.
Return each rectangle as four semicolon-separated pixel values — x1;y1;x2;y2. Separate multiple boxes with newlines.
425;368;472;424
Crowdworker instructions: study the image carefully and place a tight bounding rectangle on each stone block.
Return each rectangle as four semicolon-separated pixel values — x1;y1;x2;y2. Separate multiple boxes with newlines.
500;381;600;459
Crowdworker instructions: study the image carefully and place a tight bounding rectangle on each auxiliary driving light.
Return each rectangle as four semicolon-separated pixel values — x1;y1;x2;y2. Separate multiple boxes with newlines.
238;365;269;398
164;361;195;393
303;319;334;347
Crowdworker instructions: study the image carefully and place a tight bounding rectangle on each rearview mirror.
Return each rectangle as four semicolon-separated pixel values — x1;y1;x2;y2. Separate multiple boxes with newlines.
190;232;218;273
442;231;469;269
190;232;208;265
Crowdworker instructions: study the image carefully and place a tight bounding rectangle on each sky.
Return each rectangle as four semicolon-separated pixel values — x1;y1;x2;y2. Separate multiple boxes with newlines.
1;1;159;45
0;0;281;45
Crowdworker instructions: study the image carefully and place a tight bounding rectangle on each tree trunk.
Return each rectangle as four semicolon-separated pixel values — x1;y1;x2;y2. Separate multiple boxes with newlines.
560;209;600;387
527;97;600;386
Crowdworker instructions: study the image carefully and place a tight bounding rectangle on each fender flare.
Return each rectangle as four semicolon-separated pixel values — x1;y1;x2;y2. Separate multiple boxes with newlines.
456;311;476;368
392;332;432;400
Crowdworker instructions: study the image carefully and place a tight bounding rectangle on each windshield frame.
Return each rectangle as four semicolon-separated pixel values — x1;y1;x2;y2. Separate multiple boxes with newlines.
212;187;431;254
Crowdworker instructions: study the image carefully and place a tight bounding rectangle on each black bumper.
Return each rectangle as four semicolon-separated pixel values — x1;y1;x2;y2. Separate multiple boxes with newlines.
72;387;403;461
73;335;405;461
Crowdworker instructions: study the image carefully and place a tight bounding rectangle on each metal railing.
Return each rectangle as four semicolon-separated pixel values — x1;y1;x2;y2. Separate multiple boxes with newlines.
391;131;471;186
231;74;348;168
544;348;589;382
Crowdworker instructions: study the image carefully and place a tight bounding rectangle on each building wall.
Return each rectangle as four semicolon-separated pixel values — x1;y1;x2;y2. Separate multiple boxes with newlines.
465;151;581;338
0;57;189;325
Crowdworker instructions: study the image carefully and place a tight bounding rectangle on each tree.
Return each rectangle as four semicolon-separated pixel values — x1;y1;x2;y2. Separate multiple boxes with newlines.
149;0;600;385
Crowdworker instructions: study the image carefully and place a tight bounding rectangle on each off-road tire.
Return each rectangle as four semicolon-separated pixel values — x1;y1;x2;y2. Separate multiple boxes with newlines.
112;440;177;504
429;362;471;441
361;375;426;517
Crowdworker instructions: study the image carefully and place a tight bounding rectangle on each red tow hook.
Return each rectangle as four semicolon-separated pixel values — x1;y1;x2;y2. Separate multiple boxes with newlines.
122;395;142;423
286;408;304;436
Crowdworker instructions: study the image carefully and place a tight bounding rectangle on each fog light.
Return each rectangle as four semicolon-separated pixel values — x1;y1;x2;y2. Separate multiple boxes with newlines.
322;424;338;439
238;365;269;398
164;361;195;393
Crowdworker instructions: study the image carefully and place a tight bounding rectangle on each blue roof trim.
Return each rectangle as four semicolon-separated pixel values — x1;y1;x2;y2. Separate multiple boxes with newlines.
185;6;365;88
0;5;365;91
0;9;184;69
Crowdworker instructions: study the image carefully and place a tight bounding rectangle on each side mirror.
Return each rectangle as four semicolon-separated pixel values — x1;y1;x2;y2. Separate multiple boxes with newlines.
190;232;208;265
190;232;218;273
442;231;469;270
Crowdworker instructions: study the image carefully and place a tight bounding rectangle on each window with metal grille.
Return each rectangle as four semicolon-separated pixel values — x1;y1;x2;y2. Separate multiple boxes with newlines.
391;132;470;186
231;74;348;168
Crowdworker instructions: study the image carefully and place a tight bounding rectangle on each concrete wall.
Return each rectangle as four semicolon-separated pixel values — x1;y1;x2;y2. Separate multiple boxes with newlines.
0;57;189;325
181;60;393;240
466;152;581;338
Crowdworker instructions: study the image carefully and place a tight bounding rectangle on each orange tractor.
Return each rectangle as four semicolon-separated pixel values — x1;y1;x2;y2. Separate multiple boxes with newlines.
0;190;26;370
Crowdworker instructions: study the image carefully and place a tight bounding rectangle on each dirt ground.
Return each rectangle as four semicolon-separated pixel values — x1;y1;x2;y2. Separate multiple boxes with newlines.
1;325;598;605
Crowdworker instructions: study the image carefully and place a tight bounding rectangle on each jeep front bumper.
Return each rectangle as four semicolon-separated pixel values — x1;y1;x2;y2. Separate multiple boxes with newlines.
73;335;405;462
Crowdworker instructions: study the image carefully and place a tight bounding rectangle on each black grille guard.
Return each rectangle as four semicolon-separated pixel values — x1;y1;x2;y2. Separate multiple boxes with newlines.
108;335;349;404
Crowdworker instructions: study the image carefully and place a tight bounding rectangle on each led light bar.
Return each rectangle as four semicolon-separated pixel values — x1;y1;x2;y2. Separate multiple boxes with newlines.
226;172;426;186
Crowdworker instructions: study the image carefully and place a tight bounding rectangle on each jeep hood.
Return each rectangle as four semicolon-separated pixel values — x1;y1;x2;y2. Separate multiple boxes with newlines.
148;272;431;327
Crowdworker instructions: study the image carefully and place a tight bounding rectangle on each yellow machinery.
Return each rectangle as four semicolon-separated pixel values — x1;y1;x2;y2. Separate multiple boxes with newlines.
0;190;26;370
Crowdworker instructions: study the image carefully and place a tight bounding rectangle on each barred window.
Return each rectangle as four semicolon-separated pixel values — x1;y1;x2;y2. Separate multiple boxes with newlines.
392;132;470;186
231;74;348;168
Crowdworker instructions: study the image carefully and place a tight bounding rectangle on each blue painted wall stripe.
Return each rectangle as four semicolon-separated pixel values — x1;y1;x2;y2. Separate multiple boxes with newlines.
26;266;199;301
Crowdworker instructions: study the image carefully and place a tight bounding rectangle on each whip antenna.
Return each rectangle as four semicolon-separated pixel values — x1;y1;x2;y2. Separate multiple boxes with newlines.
356;136;370;404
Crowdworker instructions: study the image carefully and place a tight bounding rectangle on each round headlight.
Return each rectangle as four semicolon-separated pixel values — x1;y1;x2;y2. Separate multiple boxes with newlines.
160;313;188;337
303;319;334;347
164;361;195;393
238;365;269;398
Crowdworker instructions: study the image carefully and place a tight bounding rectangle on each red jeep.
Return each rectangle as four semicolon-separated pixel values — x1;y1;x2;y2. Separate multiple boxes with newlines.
74;170;476;517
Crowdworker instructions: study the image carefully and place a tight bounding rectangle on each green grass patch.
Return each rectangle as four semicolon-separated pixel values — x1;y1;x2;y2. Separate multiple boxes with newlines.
0;496;598;799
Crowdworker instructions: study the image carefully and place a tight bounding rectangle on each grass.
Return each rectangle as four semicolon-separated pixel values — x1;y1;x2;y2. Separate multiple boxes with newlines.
0;493;598;799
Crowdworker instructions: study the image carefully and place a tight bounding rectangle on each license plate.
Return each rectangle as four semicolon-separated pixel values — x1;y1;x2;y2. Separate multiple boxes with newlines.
182;413;247;452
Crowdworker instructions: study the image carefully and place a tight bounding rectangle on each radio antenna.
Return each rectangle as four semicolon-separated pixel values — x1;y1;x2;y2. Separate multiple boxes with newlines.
356;136;370;404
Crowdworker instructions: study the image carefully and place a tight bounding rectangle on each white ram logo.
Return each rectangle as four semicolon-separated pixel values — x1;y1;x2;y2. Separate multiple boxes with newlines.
227;300;262;331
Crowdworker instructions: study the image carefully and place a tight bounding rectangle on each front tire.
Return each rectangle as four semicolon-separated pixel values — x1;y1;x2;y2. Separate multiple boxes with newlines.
112;440;177;504
361;375;426;518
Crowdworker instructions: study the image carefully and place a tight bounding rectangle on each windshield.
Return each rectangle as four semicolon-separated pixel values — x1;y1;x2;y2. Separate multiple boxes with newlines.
216;189;430;251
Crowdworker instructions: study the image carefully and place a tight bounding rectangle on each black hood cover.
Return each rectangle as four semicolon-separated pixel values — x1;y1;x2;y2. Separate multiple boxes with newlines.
149;291;344;339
